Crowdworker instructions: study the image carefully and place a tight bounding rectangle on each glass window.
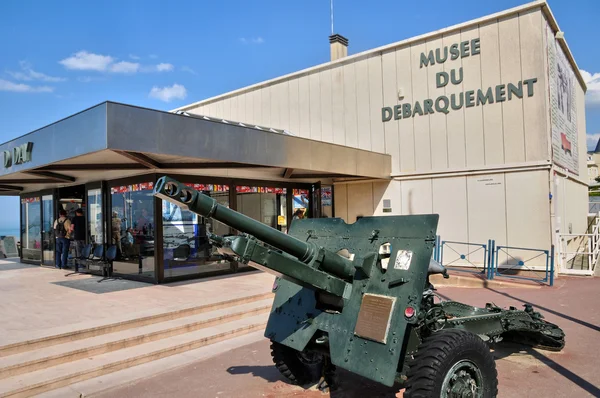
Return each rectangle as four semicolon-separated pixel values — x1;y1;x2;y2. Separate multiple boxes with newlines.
42;195;54;263
21;197;41;261
162;184;233;278
236;186;288;233
88;188;103;244
111;182;155;278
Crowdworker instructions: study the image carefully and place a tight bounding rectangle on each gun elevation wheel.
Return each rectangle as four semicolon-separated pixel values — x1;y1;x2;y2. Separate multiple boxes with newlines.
270;341;324;385
404;329;498;398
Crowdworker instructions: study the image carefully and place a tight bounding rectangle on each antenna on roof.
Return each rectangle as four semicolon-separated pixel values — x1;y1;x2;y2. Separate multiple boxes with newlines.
330;0;334;35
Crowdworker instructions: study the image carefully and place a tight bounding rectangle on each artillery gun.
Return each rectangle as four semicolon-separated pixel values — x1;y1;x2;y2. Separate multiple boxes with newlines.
154;176;564;397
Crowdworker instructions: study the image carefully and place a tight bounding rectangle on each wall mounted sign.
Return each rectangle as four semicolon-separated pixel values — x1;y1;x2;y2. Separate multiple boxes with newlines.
3;142;33;169
381;38;538;121
547;24;579;175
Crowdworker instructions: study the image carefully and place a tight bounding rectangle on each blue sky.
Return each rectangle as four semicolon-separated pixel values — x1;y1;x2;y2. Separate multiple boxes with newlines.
0;0;598;230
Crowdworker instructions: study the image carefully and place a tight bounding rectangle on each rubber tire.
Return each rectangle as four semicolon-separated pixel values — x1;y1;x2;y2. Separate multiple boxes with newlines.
404;329;498;398
270;341;322;385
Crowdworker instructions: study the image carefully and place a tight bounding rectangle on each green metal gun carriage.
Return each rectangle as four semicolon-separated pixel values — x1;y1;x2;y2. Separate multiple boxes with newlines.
154;176;564;398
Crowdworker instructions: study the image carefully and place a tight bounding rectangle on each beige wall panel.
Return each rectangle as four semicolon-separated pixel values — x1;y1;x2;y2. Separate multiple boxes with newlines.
331;66;346;145
334;184;348;222
461;26;485;167
261;85;271;126
252;89;262;125
433;177;471;266
288;79;300;135
320;68;334;143
395;47;416;172
222;97;231;120
368;56;385;154
270;84;281;129
400;179;433;215
279;81;290;132
203;102;214;118
355;59;372;151
563;178;587;236
443;31;466;169
577;85;587;178
235;93;245;123
433;177;468;242
382;50;400;174
245;91;254;124
498;15;526;164
372;180;401;216
298;75;311;138
505;170;551;266
343;63;359;148
187;105;203;117
410;42;432;171
519;9;549;162
466;173;507;265
347;183;374;223
214;99;224;119
479;21;505;166
309;73;322;141
229;95;238;121
426;37;449;170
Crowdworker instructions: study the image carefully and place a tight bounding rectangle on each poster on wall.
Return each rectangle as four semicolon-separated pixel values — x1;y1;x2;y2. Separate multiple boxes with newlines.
547;24;578;175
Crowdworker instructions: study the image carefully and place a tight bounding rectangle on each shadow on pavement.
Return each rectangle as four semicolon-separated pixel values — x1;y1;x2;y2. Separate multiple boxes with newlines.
226;365;401;397
484;286;600;333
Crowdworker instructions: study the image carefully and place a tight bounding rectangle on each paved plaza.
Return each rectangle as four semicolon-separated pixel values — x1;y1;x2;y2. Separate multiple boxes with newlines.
96;276;600;398
0;259;273;347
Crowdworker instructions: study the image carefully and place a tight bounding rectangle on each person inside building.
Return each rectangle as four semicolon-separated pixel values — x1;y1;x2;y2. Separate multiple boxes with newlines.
72;208;86;260
292;209;305;220
53;209;72;269
112;211;122;257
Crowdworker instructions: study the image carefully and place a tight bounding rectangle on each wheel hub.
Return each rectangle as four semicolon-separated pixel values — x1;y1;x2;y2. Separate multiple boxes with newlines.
442;360;483;398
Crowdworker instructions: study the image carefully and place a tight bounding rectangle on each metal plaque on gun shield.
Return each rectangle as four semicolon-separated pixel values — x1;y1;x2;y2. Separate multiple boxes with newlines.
354;294;396;344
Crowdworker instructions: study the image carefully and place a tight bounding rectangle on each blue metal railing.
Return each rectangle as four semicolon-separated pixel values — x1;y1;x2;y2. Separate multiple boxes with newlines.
440;240;489;276
491;244;554;286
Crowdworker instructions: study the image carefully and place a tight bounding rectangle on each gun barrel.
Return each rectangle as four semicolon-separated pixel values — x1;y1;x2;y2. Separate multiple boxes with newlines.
154;176;354;279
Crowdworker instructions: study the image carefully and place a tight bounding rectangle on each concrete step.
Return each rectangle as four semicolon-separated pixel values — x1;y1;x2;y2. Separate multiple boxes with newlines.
0;291;273;358
0;299;273;379
0;314;268;398
36;331;267;398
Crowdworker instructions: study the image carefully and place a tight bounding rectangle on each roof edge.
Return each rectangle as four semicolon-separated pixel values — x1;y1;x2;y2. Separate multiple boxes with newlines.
174;0;585;111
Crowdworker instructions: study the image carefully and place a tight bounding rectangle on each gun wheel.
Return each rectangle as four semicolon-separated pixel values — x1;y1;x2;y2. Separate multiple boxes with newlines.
404;329;498;398
270;341;323;385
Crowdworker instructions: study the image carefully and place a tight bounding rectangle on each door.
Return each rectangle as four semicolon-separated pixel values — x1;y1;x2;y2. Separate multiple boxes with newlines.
41;194;55;265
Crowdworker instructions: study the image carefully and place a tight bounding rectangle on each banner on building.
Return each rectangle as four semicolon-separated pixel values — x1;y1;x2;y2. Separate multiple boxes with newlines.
547;24;578;175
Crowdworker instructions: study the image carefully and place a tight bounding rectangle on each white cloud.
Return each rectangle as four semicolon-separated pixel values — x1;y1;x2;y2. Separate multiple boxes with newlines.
149;83;187;102
156;63;174;72
181;66;197;75
0;79;53;93
129;54;140;60
7;61;66;82
581;69;600;106
240;37;264;45
588;133;600;150
60;51;114;71
110;61;140;74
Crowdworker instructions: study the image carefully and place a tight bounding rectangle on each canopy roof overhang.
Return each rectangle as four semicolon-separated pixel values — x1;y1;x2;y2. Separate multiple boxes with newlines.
0;102;391;195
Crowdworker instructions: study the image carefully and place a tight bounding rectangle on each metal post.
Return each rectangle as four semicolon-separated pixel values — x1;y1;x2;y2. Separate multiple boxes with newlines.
490;240;496;280
485;239;491;280
440;240;444;266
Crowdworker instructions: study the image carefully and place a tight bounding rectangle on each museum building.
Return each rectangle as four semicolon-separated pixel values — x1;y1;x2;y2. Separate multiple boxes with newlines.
0;0;588;281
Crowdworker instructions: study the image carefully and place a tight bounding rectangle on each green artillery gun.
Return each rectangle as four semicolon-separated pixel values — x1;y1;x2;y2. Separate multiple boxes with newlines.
154;176;564;397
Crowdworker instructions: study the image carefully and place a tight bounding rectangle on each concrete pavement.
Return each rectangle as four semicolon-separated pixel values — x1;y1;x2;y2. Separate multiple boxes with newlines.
95;276;600;398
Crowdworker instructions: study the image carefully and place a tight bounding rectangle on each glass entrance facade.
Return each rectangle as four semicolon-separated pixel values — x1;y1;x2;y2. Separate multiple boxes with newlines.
20;173;315;283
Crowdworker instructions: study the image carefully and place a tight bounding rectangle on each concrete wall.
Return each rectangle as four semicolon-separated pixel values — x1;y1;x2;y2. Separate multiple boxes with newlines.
186;8;552;177
334;169;552;266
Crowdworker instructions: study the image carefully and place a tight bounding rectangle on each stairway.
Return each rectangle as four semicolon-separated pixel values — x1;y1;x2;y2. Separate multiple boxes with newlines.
0;292;273;398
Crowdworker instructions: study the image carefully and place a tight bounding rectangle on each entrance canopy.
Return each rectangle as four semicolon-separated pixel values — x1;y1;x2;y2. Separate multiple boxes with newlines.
0;102;391;195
